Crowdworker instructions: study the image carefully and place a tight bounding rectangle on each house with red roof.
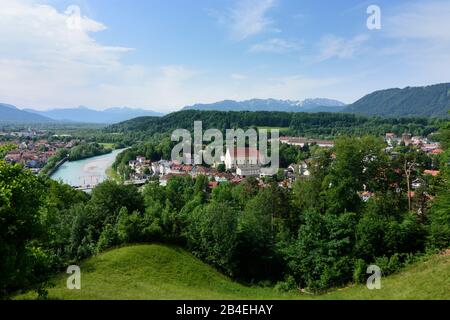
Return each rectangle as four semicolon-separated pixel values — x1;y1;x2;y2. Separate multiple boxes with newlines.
423;170;440;177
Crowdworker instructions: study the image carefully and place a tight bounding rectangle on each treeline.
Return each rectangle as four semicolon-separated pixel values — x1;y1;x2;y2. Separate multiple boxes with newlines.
106;110;443;141
68;142;112;161
1;121;449;298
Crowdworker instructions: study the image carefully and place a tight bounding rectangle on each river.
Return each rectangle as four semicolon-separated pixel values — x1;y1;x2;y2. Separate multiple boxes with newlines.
50;148;126;188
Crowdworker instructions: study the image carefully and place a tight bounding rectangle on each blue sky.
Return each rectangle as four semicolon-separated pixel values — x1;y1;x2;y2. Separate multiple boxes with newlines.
0;0;449;112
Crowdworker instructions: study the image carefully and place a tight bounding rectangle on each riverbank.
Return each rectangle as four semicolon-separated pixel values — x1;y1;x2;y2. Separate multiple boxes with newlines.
40;150;68;176
106;166;122;182
45;156;68;176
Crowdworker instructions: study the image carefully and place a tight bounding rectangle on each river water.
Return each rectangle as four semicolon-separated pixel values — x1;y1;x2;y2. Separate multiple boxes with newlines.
50;148;125;187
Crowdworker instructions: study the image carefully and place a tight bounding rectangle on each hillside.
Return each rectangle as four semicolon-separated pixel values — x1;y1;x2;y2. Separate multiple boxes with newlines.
106;110;440;139
344;83;450;117
0;103;53;122
323;250;450;300
16;245;450;300
183;98;346;113
15;244;298;300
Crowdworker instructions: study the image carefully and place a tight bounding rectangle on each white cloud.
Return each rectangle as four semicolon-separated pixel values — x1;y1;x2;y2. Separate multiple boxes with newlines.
0;0;131;66
0;0;205;111
379;1;450;82
64;5;106;32
219;0;277;41
2;0;313;112
385;1;450;41
231;73;248;80
249;38;302;53
316;34;369;62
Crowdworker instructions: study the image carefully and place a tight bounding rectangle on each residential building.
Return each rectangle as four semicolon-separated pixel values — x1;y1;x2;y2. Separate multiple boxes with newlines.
236;165;261;177
280;136;334;148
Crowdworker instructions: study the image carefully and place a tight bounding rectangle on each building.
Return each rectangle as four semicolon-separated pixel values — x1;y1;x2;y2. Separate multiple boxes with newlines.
421;143;440;153
313;140;334;148
385;132;396;143
412;179;422;189
280;136;334;148
236;165;260;177
224;147;263;170
280;137;309;147
359;191;374;202
260;167;277;177
411;136;423;146
288;160;311;177
129;156;152;175
152;160;171;176
423;170;440;177
402;132;412;146
213;173;233;182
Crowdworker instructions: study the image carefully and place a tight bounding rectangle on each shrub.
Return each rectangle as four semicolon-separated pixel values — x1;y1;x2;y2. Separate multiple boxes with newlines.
97;224;120;252
352;259;367;284
274;276;298;292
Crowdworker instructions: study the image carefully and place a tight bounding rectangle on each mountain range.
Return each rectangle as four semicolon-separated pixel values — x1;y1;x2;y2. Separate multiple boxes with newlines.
1;83;449;123
25;106;163;124
182;83;450;117
0;105;163;124
182;98;347;113
0;103;53;123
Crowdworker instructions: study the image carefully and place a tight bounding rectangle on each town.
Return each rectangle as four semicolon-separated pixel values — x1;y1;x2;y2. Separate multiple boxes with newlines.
122;132;442;200
0;129;78;174
0;129;443;212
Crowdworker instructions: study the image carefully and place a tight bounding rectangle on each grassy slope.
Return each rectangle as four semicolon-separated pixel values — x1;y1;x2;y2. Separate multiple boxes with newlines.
17;245;298;300
323;252;450;300
16;244;450;300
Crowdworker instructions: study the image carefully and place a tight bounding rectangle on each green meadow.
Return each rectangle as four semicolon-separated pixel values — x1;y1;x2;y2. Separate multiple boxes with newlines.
16;245;450;300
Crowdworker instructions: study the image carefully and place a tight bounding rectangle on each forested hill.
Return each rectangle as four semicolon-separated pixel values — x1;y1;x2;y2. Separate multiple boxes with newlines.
344;83;450;117
106;110;443;139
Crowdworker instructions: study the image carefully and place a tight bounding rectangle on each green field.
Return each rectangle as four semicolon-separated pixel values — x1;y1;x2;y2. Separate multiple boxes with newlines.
105;166;122;182
16;245;450;300
99;143;115;149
